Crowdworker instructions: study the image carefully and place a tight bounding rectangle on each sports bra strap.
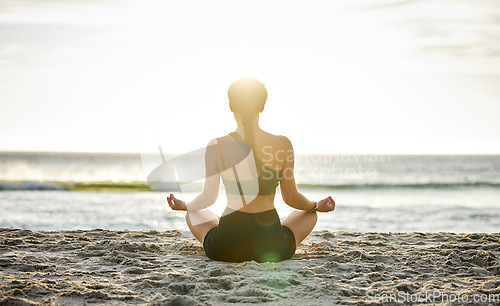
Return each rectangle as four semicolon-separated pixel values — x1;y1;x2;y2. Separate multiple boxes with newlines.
217;138;226;171
216;137;247;206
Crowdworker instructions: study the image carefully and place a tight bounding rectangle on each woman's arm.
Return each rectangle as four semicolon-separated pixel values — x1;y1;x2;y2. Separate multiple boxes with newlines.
279;136;335;212
167;138;221;211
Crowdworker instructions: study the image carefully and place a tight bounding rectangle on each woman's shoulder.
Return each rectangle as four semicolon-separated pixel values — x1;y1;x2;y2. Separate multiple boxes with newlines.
208;133;232;143
264;130;291;142
261;131;293;150
210;134;235;147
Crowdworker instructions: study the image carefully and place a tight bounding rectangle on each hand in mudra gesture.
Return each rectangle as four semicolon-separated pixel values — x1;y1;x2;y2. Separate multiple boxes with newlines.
317;196;335;212
167;194;187;211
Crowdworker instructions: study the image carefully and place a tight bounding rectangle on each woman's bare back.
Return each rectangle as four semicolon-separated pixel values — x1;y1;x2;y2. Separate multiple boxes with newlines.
220;130;289;213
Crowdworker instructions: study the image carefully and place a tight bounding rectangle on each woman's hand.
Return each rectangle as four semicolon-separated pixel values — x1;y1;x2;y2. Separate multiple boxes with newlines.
167;194;187;211
317;196;335;212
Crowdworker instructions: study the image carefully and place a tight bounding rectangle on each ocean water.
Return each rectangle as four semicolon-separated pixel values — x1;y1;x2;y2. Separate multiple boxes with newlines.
0;152;499;233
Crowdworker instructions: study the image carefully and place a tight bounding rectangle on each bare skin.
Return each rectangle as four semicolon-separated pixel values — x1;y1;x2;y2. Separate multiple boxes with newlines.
167;112;336;248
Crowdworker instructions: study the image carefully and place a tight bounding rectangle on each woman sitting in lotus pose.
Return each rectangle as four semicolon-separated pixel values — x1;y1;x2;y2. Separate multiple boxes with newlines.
167;77;335;262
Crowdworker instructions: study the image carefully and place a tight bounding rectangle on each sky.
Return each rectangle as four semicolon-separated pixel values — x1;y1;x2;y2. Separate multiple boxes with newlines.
1;0;499;154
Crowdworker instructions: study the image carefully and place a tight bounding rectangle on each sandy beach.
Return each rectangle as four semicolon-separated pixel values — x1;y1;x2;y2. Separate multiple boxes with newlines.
0;228;499;305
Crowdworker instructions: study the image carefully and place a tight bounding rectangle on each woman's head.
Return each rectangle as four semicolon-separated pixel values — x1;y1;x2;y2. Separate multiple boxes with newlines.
227;78;267;155
228;78;267;115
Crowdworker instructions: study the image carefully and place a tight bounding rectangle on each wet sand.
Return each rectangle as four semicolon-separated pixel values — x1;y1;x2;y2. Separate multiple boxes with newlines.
0;228;499;305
